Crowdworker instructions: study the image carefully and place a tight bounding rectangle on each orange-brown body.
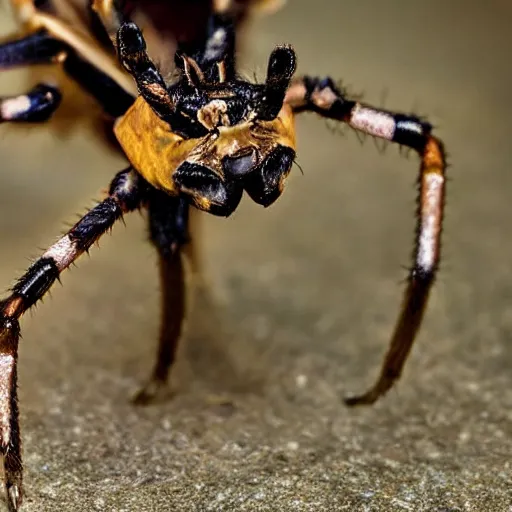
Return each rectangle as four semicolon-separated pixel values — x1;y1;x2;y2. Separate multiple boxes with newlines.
114;96;296;203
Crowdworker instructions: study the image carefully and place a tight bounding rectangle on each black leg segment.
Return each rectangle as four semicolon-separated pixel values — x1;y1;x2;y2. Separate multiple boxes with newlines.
116;23;174;116
133;191;191;405
199;13;237;81
63;50;134;117
0;84;61;123
0;30;65;69
286;76;433;150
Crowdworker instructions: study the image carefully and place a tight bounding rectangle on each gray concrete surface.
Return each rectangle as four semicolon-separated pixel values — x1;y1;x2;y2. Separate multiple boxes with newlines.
0;1;511;510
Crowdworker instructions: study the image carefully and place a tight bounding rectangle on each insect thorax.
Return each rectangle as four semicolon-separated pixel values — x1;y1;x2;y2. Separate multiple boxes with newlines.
114;95;296;216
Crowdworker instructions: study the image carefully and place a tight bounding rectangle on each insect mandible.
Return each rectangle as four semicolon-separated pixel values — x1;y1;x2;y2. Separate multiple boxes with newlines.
0;1;446;509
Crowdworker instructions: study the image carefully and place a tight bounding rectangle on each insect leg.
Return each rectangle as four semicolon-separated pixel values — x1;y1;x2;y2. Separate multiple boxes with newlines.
90;0;126;47
116;22;195;131
92;0;236;83
286;76;446;405
0;30;65;68
133;191;191;405
0;167;146;511
62;50;134;117
0;83;61;123
0;30;134;118
90;8;177;120
200;5;237;81
0;31;66;123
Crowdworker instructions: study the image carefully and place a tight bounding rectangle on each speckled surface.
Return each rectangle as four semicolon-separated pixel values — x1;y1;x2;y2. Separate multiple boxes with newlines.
0;1;511;511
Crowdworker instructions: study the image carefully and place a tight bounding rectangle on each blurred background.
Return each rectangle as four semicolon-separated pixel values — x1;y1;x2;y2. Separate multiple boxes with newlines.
0;1;511;510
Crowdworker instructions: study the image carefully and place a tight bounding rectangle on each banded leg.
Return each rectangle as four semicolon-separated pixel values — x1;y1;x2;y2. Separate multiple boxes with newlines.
0;83;61;123
285;77;446;405
133;191;191;405
9;1;135;94
0;167;146;511
0;29;134;118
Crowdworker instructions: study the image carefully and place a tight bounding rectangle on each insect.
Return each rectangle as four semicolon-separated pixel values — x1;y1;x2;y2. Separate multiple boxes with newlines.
0;0;446;509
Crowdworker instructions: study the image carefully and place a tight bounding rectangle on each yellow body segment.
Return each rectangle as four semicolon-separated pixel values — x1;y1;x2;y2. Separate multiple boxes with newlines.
114;96;297;196
114;97;194;194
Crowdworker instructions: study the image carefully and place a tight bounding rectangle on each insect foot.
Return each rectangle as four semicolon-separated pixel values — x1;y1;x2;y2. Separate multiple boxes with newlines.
0;310;23;512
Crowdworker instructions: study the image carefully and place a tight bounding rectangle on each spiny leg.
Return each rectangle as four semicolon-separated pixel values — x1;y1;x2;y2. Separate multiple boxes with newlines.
0;315;21;512
133;192;191;405
286;77;446;405
0;168;146;511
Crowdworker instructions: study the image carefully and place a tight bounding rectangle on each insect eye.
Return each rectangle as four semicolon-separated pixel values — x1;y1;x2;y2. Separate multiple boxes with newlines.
244;146;295;207
222;149;257;177
173;162;243;216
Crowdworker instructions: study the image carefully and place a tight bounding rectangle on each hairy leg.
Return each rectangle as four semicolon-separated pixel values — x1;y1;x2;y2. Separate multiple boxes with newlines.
0;167;146;510
286;76;446;405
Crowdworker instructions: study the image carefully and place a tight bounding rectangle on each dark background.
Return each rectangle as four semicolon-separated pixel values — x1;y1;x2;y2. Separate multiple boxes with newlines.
0;1;511;510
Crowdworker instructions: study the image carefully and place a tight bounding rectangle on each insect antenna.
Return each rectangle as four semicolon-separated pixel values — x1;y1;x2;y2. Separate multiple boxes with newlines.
293;158;304;175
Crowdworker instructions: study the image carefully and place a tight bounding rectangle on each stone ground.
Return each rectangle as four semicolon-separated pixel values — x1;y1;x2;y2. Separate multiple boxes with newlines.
0;1;511;511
